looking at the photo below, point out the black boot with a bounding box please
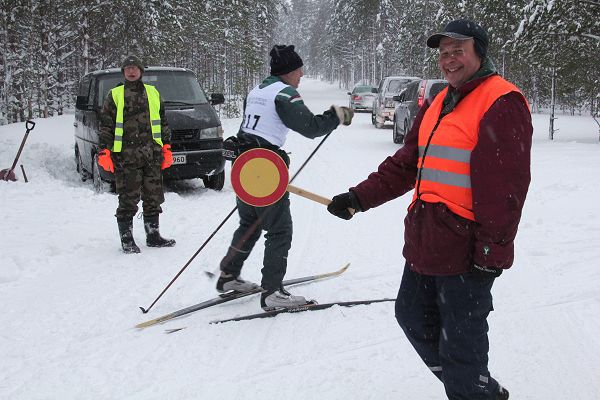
[117,218,141,254]
[144,214,176,247]
[496,386,509,400]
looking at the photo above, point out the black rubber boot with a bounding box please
[117,218,141,254]
[144,214,176,247]
[496,387,509,400]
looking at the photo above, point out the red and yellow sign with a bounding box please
[231,148,289,206]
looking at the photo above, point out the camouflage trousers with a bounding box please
[113,145,164,220]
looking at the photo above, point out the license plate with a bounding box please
[172,154,186,165]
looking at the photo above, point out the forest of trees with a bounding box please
[1,0,598,125]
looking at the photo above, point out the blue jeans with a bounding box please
[395,264,501,400]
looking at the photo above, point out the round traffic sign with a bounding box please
[230,148,289,206]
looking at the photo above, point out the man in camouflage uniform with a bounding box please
[98,55,175,254]
[217,45,354,310]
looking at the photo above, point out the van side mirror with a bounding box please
[75,96,90,110]
[347,92,352,95]
[210,93,225,105]
[371,88,378,93]
[392,95,402,102]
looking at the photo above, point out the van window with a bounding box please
[88,78,97,106]
[98,76,124,105]
[96,71,209,107]
[143,71,209,104]
[78,76,91,97]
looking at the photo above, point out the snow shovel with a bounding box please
[0,120,36,182]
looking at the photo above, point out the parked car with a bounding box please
[74,67,226,192]
[371,75,420,128]
[347,84,376,112]
[392,79,448,144]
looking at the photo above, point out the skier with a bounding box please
[217,44,354,310]
[98,55,176,254]
[327,20,532,400]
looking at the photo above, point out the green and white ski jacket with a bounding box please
[240,76,340,147]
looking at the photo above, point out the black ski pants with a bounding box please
[395,264,502,400]
[219,193,292,291]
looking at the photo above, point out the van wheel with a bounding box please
[92,153,111,193]
[371,111,376,125]
[75,145,90,182]
[203,170,225,191]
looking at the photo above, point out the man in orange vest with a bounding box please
[328,19,532,400]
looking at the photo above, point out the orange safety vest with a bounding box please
[412,75,527,221]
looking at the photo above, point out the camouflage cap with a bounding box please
[121,55,145,73]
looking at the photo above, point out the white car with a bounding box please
[347,84,376,112]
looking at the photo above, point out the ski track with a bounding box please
[1,79,600,399]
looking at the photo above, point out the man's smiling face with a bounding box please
[438,37,481,89]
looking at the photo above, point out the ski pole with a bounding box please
[139,131,333,314]
[289,131,332,184]
[139,206,238,313]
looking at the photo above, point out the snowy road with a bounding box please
[1,78,599,399]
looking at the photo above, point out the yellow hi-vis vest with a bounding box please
[110,84,163,152]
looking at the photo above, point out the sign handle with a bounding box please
[287,184,355,215]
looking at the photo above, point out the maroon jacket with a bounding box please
[352,74,532,276]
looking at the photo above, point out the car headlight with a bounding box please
[200,126,223,139]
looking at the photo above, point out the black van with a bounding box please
[74,67,226,191]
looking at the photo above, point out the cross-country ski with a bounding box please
[209,298,396,324]
[135,263,349,329]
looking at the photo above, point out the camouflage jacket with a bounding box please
[99,79,170,162]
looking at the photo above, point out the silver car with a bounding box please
[372,75,420,128]
[347,85,376,112]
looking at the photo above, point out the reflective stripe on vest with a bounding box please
[110,84,163,152]
[412,75,528,221]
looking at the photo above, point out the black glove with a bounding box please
[331,105,354,126]
[327,191,362,220]
[471,264,503,280]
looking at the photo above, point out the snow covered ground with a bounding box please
[1,78,599,400]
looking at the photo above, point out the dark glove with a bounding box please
[327,191,362,220]
[471,264,503,280]
[331,105,354,126]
